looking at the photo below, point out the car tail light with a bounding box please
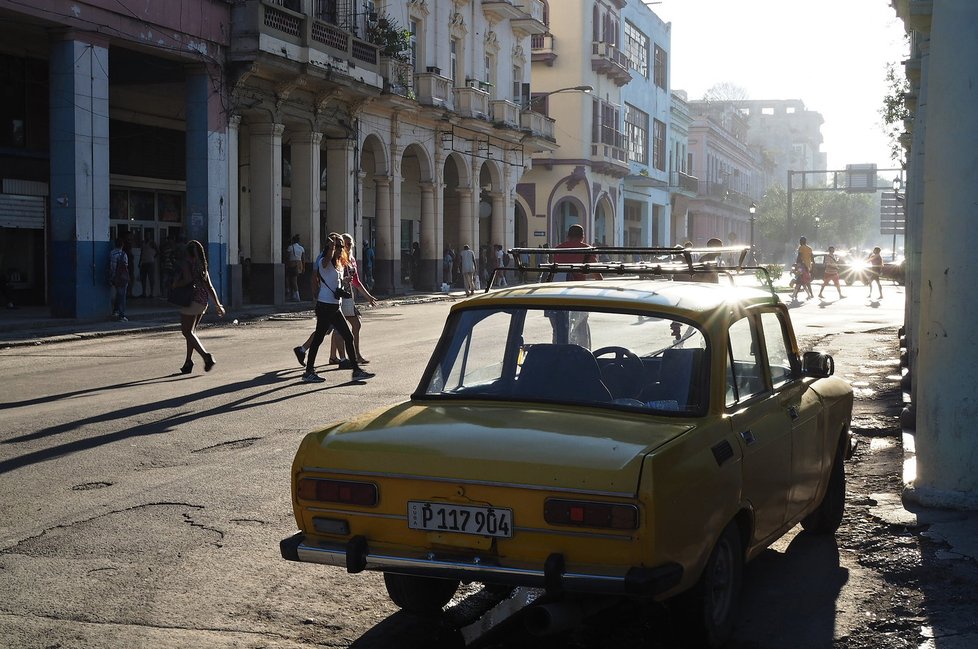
[297,478,378,507]
[544,498,638,530]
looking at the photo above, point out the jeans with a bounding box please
[113,283,128,316]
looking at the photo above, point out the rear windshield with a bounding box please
[419,306,709,414]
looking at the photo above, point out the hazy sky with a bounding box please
[652,0,908,171]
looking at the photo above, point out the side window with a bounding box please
[725,316,766,407]
[760,311,794,387]
[436,310,512,392]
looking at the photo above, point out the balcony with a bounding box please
[379,56,414,98]
[231,1,380,80]
[453,85,490,118]
[511,0,547,37]
[416,71,453,107]
[520,110,555,141]
[482,0,524,22]
[590,134,629,177]
[590,41,632,86]
[490,99,521,128]
[670,171,699,195]
[531,33,556,66]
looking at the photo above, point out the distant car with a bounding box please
[281,247,854,648]
[835,254,906,286]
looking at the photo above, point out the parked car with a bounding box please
[829,253,906,286]
[281,247,854,648]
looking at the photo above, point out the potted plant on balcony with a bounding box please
[366,13,411,62]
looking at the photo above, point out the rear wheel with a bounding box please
[383,573,459,614]
[801,434,847,534]
[675,522,743,648]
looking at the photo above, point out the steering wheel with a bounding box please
[593,346,644,399]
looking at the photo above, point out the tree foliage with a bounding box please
[702,82,749,102]
[880,61,911,165]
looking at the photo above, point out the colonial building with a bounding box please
[521,0,634,247]
[230,0,552,301]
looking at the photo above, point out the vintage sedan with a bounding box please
[281,248,853,647]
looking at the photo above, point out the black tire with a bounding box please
[801,434,847,534]
[675,523,743,648]
[383,573,459,614]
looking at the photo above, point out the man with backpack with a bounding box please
[109,238,130,321]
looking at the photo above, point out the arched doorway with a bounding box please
[552,197,584,244]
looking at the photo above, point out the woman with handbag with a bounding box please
[174,239,225,374]
[328,233,376,367]
[303,234,374,383]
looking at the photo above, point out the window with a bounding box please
[512,66,522,104]
[760,311,794,386]
[726,316,766,407]
[653,44,667,89]
[652,119,666,171]
[623,21,648,78]
[624,103,648,164]
[409,20,420,72]
[593,100,622,148]
[485,53,495,91]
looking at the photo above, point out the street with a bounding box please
[0,288,912,648]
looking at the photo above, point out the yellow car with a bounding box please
[281,248,853,647]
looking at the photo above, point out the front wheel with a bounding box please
[801,434,847,534]
[383,573,459,614]
[674,522,743,648]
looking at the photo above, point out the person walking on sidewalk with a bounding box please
[174,239,225,374]
[109,238,130,321]
[818,245,845,300]
[327,233,376,368]
[867,246,884,300]
[285,234,305,302]
[139,231,158,298]
[792,236,815,301]
[303,236,374,383]
[459,244,477,296]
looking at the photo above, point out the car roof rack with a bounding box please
[485,245,777,300]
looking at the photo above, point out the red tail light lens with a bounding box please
[544,498,638,530]
[297,478,378,507]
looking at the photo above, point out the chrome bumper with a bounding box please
[280,532,681,597]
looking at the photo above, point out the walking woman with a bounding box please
[304,235,375,383]
[175,239,225,374]
[328,233,377,367]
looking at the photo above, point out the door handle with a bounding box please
[787,405,799,421]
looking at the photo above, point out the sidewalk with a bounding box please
[0,288,465,348]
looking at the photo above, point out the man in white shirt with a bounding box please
[459,244,477,296]
[286,234,305,301]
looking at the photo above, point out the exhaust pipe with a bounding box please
[524,601,586,636]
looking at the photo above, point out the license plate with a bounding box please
[407,501,513,538]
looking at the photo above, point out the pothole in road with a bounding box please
[191,437,261,454]
[71,481,113,491]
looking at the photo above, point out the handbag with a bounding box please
[168,283,194,307]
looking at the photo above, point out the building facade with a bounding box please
[520,0,633,248]
[0,0,230,317]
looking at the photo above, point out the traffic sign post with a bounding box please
[880,190,906,236]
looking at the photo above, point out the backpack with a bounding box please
[109,249,129,287]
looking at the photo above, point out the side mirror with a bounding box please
[802,351,834,377]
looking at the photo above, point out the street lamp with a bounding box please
[748,203,757,263]
[527,85,594,111]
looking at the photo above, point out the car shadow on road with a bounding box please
[0,367,349,475]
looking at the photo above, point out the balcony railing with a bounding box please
[453,85,490,117]
[590,41,632,86]
[416,71,452,107]
[231,1,380,74]
[490,99,521,127]
[670,170,699,194]
[520,111,555,140]
[511,0,547,36]
[531,33,556,66]
[380,56,414,98]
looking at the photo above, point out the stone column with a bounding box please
[907,1,978,510]
[457,187,474,252]
[373,175,395,293]
[491,190,506,251]
[248,121,285,305]
[325,137,355,236]
[419,182,437,290]
[49,33,110,318]
[291,129,323,298]
[227,115,243,308]
[186,65,229,300]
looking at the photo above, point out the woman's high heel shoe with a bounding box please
[203,353,216,372]
[180,360,194,374]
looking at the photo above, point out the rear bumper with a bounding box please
[280,532,682,597]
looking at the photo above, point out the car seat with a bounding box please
[640,348,705,411]
[516,343,613,403]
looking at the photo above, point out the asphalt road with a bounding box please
[0,288,906,648]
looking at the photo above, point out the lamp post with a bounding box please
[748,203,757,263]
[527,85,593,112]
[814,216,821,249]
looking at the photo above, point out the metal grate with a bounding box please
[264,6,301,37]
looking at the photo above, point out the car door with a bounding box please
[758,310,824,521]
[725,314,791,544]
